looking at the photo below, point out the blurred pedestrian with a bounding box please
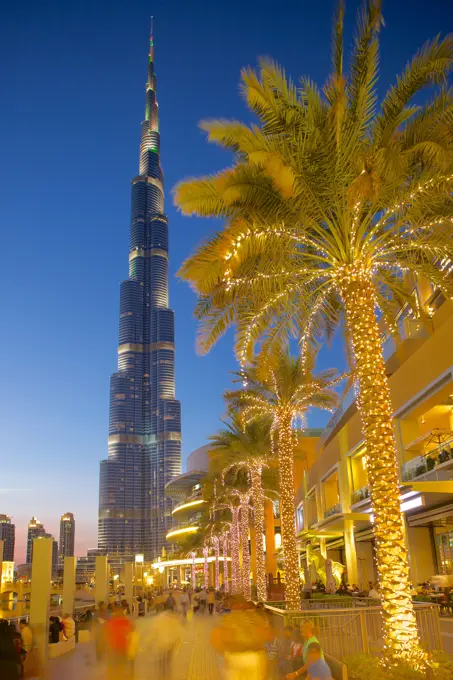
[211,596,272,679]
[180,589,190,619]
[143,611,185,679]
[285,621,324,680]
[104,604,135,680]
[94,601,109,661]
[208,589,215,615]
[18,621,32,654]
[0,619,20,680]
[306,642,332,680]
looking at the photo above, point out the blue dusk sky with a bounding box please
[1,0,451,562]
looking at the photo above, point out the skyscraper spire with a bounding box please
[98,25,182,564]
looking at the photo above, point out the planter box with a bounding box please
[48,636,75,658]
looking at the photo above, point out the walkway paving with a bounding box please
[48,612,221,680]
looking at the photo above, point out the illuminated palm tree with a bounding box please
[209,414,272,600]
[224,350,341,607]
[175,1,453,665]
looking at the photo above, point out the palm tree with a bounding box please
[212,491,242,594]
[174,2,453,665]
[225,350,341,607]
[209,414,272,600]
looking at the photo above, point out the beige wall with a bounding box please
[356,541,376,588]
[407,527,436,584]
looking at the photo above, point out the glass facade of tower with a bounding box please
[0,514,15,562]
[98,31,182,561]
[26,517,46,564]
[59,512,75,560]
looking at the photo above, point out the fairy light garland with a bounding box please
[337,264,426,668]
[190,551,196,588]
[222,534,230,593]
[203,545,209,589]
[212,536,220,590]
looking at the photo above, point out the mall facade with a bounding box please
[297,281,453,587]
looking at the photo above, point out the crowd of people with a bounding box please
[303,579,380,599]
[0,586,335,680]
[0,618,32,679]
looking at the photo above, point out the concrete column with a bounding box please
[179,566,184,584]
[343,519,358,585]
[95,556,109,609]
[62,556,77,617]
[29,537,53,673]
[125,563,134,612]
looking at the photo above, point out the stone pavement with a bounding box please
[49,612,222,680]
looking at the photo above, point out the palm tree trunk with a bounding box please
[250,466,267,601]
[203,545,209,589]
[339,271,424,667]
[222,535,230,593]
[240,503,251,599]
[231,507,241,594]
[277,411,300,608]
[190,551,196,589]
[213,537,220,590]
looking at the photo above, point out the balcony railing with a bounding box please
[351,486,370,505]
[324,503,341,520]
[322,387,356,442]
[402,442,453,482]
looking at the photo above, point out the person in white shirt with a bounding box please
[368,587,380,599]
[19,619,33,652]
[62,613,75,638]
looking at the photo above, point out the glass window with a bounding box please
[296,504,304,532]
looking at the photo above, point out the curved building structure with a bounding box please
[98,27,182,561]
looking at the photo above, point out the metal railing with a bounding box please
[322,388,356,443]
[264,602,442,658]
[402,441,453,482]
[4,604,89,630]
[265,597,378,611]
[351,486,370,505]
[324,503,341,519]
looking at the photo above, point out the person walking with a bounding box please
[208,589,215,615]
[143,611,185,680]
[198,588,207,614]
[94,601,109,661]
[211,597,273,680]
[179,589,190,619]
[104,604,135,680]
[0,619,20,680]
[18,621,32,654]
[285,621,324,680]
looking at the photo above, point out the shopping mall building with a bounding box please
[298,282,453,586]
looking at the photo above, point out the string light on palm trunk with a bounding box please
[212,536,220,591]
[239,495,252,600]
[231,506,241,594]
[190,551,196,588]
[222,534,230,593]
[277,409,301,608]
[250,465,267,601]
[337,266,426,668]
[203,545,209,590]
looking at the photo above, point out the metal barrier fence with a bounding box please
[265,597,379,610]
[265,602,442,659]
